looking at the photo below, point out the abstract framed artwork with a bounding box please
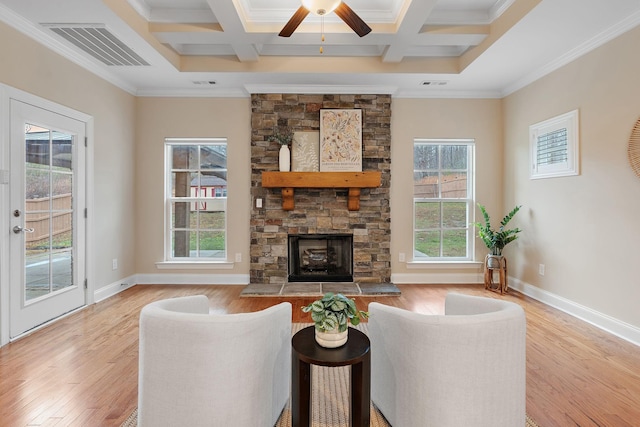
[291,131,319,171]
[319,109,363,171]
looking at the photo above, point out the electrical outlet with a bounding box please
[112,258,118,270]
[399,252,406,262]
[538,264,545,276]
[256,198,262,208]
[235,253,242,262]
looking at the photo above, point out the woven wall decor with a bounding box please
[630,117,640,178]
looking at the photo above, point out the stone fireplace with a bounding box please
[250,94,391,285]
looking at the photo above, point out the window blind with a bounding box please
[536,127,568,166]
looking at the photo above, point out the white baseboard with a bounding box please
[134,273,249,285]
[93,276,136,302]
[92,273,249,302]
[391,272,483,284]
[509,277,640,347]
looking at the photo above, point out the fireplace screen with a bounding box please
[288,234,353,282]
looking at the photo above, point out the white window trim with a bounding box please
[412,139,475,262]
[530,109,580,179]
[163,138,229,265]
[406,260,483,269]
[155,260,234,269]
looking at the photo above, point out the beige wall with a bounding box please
[503,25,640,327]
[390,98,503,277]
[0,21,136,293]
[134,97,251,275]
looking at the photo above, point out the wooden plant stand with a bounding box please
[484,254,508,294]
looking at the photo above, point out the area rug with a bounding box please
[122,323,540,427]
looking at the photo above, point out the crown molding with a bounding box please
[243,84,398,95]
[135,87,250,98]
[393,88,502,99]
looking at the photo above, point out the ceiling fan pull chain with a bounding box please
[320,14,325,54]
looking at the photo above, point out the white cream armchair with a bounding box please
[137,295,291,427]
[368,293,526,427]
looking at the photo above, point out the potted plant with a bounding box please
[474,203,522,267]
[474,204,522,256]
[269,127,293,172]
[302,292,369,348]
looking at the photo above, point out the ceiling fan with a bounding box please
[279,0,372,38]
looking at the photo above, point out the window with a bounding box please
[530,109,579,179]
[165,138,227,260]
[413,140,475,261]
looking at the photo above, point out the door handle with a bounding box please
[13,226,34,234]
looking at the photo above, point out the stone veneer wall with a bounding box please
[250,94,391,285]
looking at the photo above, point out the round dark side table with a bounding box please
[291,325,371,427]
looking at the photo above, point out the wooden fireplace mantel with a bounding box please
[261,171,382,211]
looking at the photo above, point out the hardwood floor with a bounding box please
[0,284,639,426]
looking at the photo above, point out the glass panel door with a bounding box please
[24,124,75,301]
[10,100,86,338]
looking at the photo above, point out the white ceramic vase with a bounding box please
[315,327,348,348]
[279,144,290,172]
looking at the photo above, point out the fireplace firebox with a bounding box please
[287,234,353,282]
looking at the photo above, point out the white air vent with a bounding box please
[421,80,448,86]
[42,24,149,66]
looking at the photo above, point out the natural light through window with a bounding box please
[165,138,227,261]
[413,140,475,261]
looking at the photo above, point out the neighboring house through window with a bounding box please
[413,139,475,261]
[165,138,227,260]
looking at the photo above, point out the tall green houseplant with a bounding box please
[474,204,522,256]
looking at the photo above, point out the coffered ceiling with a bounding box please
[1,0,639,97]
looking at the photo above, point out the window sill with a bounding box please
[155,261,234,270]
[406,261,483,269]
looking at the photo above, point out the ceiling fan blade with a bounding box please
[279,6,310,37]
[334,2,371,37]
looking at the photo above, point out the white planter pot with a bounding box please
[486,254,504,269]
[315,327,348,348]
[279,145,290,172]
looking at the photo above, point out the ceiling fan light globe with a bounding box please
[301,0,341,15]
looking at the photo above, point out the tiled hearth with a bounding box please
[249,94,393,292]
[240,282,400,297]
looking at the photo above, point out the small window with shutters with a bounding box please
[530,110,579,179]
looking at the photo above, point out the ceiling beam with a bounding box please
[149,23,223,33]
[382,0,439,63]
[205,0,259,61]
